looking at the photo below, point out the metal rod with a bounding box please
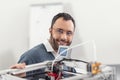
[0,61,52,75]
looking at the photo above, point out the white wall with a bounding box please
[0,0,120,70]
[72,0,120,64]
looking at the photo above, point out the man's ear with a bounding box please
[49,28,52,33]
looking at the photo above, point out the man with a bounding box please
[11,12,76,80]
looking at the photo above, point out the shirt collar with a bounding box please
[43,40,59,57]
[43,40,54,53]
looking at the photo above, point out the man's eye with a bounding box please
[57,29,63,33]
[67,32,72,35]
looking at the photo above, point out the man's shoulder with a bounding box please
[33,43,46,51]
[24,43,47,56]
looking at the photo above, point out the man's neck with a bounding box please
[48,39,58,53]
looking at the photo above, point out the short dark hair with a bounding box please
[51,13,75,28]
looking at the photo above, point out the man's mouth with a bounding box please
[58,41,67,45]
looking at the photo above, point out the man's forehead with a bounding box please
[54,17,73,24]
[53,18,74,28]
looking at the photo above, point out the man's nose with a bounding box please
[60,33,67,40]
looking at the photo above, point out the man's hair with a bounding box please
[51,13,75,28]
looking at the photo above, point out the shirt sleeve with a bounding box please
[18,52,33,65]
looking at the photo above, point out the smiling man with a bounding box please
[11,13,76,80]
[49,16,75,52]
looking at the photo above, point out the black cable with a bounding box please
[61,58,89,64]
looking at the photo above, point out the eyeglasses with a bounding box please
[52,28,73,36]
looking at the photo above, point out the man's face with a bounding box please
[49,17,75,52]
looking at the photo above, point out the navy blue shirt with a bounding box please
[18,43,55,80]
[18,43,76,80]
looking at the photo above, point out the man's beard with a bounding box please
[49,34,72,52]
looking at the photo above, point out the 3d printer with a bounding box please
[0,42,116,80]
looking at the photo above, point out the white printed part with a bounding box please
[63,61,88,74]
[56,46,70,60]
[58,46,69,57]
[0,69,18,75]
[0,74,27,80]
